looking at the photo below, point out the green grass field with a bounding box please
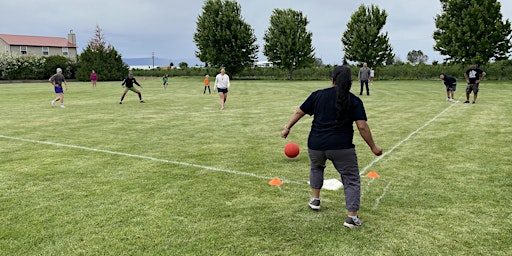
[1,77,511,255]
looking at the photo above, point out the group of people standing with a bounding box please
[440,63,487,104]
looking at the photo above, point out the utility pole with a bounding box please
[152,52,155,69]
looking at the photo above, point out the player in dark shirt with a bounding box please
[439,74,457,102]
[120,73,144,104]
[463,63,486,104]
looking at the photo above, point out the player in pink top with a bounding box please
[90,70,98,88]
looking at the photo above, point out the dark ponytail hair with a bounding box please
[331,66,353,125]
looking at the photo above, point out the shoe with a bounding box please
[464,100,470,104]
[449,98,455,102]
[51,100,56,107]
[472,101,476,104]
[119,101,123,104]
[140,100,145,103]
[446,98,451,101]
[60,104,65,108]
[308,198,320,210]
[343,216,363,228]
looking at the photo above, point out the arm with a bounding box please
[464,72,469,83]
[478,71,487,83]
[121,79,126,87]
[355,120,382,156]
[213,76,218,91]
[133,79,143,88]
[63,80,68,90]
[227,77,231,89]
[281,108,306,138]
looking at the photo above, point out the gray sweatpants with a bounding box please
[308,148,361,212]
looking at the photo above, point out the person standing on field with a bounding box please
[163,74,169,90]
[281,65,382,228]
[464,63,486,104]
[203,74,211,94]
[119,72,144,104]
[369,67,375,85]
[90,70,98,88]
[439,74,456,102]
[358,62,371,96]
[49,68,68,108]
[214,67,230,110]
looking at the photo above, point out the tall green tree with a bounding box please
[263,8,315,80]
[407,50,429,64]
[433,0,512,63]
[76,26,128,81]
[341,4,394,67]
[193,0,258,77]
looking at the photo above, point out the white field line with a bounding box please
[359,102,458,175]
[372,181,392,210]
[0,134,304,185]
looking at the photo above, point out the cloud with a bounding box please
[1,0,510,66]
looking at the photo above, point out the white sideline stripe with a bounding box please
[0,134,304,185]
[359,102,458,175]
[372,181,391,210]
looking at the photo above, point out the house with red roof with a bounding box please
[0,31,77,60]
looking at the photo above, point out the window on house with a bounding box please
[42,46,49,56]
[20,46,27,54]
[62,47,69,56]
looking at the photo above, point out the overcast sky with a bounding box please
[2,0,511,65]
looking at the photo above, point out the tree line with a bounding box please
[1,0,510,81]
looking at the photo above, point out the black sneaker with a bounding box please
[343,216,363,228]
[308,198,320,210]
[140,100,145,103]
[472,101,476,104]
[119,101,123,104]
[464,100,470,104]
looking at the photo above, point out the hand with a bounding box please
[372,145,383,156]
[281,128,290,138]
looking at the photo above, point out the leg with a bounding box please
[120,91,127,102]
[308,148,327,209]
[218,92,225,109]
[365,80,370,95]
[208,86,211,94]
[134,89,143,101]
[326,148,360,216]
[360,81,364,95]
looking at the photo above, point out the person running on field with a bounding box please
[281,65,382,228]
[120,72,144,104]
[440,74,456,102]
[163,74,169,90]
[49,68,68,108]
[464,63,486,104]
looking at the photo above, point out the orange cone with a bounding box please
[268,178,283,186]
[365,171,380,178]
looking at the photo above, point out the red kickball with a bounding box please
[284,142,300,158]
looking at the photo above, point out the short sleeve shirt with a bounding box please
[50,74,66,87]
[300,87,367,150]
[465,68,484,84]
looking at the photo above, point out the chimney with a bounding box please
[68,29,76,45]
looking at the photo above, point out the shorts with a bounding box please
[466,83,479,94]
[217,88,228,93]
[446,84,456,91]
[124,86,138,92]
[54,86,63,94]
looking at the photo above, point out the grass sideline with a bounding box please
[1,77,511,255]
